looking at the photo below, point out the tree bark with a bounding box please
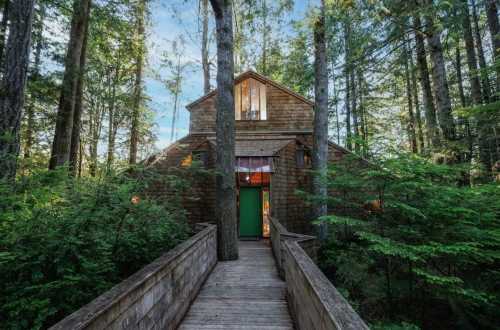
[404,38,418,153]
[471,0,491,102]
[312,1,328,240]
[129,0,145,165]
[106,68,118,169]
[351,68,360,153]
[455,46,467,107]
[414,15,440,148]
[410,40,425,153]
[49,0,91,169]
[202,0,211,94]
[0,0,9,71]
[24,3,45,160]
[357,68,368,156]
[69,9,90,175]
[423,4,456,141]
[170,56,181,142]
[210,0,238,261]
[344,20,352,151]
[0,0,35,181]
[261,0,268,75]
[485,0,500,96]
[461,0,483,105]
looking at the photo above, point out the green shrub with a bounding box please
[314,152,500,329]
[0,168,190,329]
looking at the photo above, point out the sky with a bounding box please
[148,0,314,151]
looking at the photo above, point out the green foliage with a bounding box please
[0,168,190,329]
[315,152,500,329]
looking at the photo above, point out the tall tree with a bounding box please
[129,0,145,165]
[0,0,35,181]
[471,0,491,102]
[455,46,467,107]
[69,11,90,174]
[414,15,439,148]
[49,0,92,169]
[201,0,211,94]
[410,41,425,152]
[0,0,9,70]
[404,38,418,153]
[344,19,352,150]
[312,0,328,240]
[461,0,483,105]
[424,1,455,141]
[24,3,45,161]
[209,0,238,261]
[485,0,500,96]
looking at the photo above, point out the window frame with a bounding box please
[235,78,267,121]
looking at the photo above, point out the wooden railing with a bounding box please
[270,217,369,330]
[50,223,217,330]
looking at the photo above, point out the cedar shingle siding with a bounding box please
[146,71,350,234]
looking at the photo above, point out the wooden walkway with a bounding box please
[178,240,294,330]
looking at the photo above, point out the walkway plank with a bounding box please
[177,240,294,330]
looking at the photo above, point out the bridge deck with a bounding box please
[177,240,294,330]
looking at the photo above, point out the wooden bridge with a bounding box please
[50,219,368,330]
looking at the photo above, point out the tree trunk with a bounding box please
[202,0,211,94]
[69,10,90,175]
[129,0,145,165]
[332,62,341,145]
[49,0,91,169]
[0,0,9,71]
[357,68,368,156]
[106,67,118,169]
[410,41,425,153]
[351,68,360,153]
[424,4,456,141]
[210,0,238,261]
[344,20,352,150]
[471,0,491,102]
[170,57,181,142]
[0,0,35,181]
[414,15,440,148]
[24,3,45,161]
[312,0,328,240]
[455,46,467,107]
[261,0,267,75]
[485,0,500,97]
[461,0,483,105]
[404,38,418,153]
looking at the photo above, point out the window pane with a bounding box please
[241,80,250,120]
[260,82,267,120]
[250,79,260,120]
[235,83,241,120]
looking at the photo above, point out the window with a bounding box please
[235,78,267,120]
[296,147,311,168]
[192,150,209,168]
[181,151,208,168]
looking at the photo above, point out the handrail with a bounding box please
[50,223,217,330]
[269,217,369,330]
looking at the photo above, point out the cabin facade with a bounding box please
[146,70,349,236]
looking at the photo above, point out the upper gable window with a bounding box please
[235,78,267,121]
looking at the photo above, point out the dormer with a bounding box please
[186,70,314,134]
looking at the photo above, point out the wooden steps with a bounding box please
[177,240,294,330]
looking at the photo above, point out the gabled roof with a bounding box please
[186,70,314,110]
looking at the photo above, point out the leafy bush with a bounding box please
[315,152,500,329]
[0,168,190,329]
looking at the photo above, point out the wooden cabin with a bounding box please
[145,70,350,236]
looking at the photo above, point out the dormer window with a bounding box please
[235,78,267,121]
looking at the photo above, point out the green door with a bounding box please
[239,187,262,237]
